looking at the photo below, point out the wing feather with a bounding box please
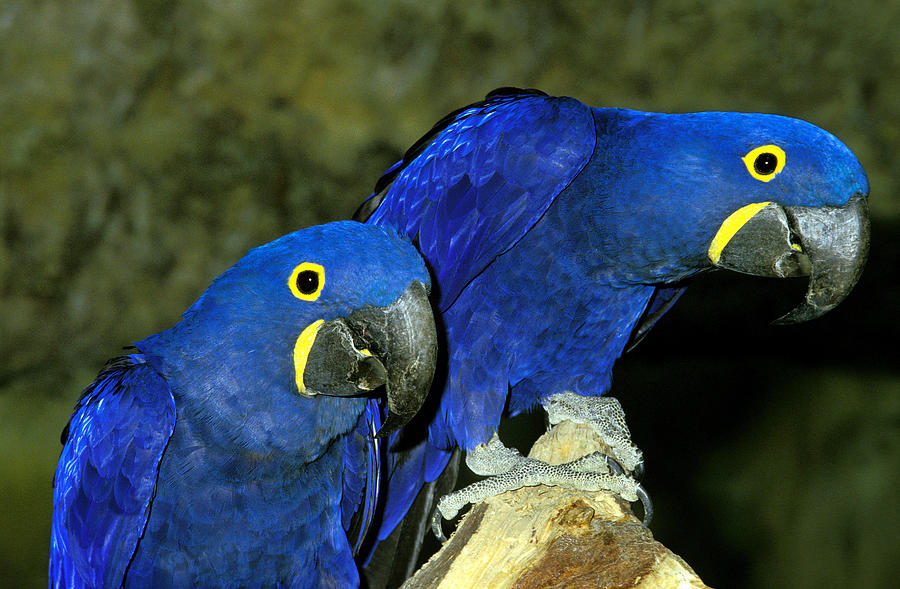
[360,89,597,311]
[50,355,176,588]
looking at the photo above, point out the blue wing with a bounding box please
[341,399,382,557]
[50,354,176,588]
[360,88,597,311]
[355,90,598,552]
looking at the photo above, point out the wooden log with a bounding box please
[402,420,710,589]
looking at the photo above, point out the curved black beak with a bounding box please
[300,281,437,438]
[709,193,870,324]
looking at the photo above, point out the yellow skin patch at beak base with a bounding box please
[708,202,772,264]
[293,319,324,395]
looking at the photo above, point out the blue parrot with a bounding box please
[355,88,870,552]
[50,221,437,588]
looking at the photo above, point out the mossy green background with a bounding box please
[2,1,898,587]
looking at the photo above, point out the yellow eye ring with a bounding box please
[742,145,786,182]
[289,262,325,301]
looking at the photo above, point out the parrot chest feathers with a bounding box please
[126,422,353,586]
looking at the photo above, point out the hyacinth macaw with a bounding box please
[50,221,437,588]
[355,88,870,549]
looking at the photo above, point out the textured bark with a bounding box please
[402,420,710,589]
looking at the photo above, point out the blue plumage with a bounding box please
[359,88,870,543]
[51,221,436,588]
[51,357,175,588]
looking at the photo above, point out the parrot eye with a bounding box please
[297,271,318,293]
[742,145,786,182]
[754,153,778,175]
[289,262,325,301]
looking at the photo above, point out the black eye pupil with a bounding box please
[754,152,779,175]
[296,270,319,295]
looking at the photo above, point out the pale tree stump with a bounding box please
[402,420,710,588]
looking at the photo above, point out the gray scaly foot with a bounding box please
[546,392,652,523]
[545,392,643,475]
[432,393,652,541]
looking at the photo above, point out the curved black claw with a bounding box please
[605,455,625,475]
[635,484,653,527]
[631,461,645,481]
[605,455,644,481]
[431,508,448,543]
[605,455,652,526]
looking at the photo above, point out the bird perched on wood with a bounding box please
[50,221,437,588]
[355,88,870,560]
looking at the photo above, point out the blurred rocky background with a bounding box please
[2,1,898,587]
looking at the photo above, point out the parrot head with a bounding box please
[270,222,438,438]
[590,108,870,323]
[138,221,436,455]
